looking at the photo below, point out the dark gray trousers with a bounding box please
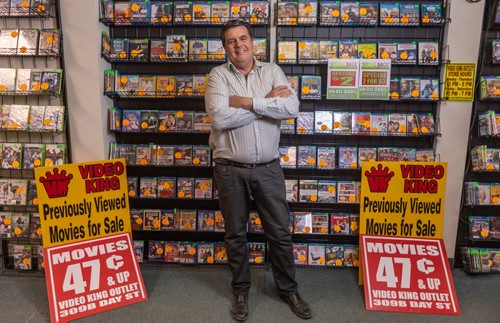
[213,159,298,296]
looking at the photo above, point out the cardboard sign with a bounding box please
[361,235,460,315]
[360,162,447,239]
[35,159,131,248]
[35,159,147,322]
[327,59,360,99]
[443,63,476,101]
[44,233,147,322]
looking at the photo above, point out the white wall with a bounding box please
[60,0,113,162]
[436,0,486,258]
[60,1,487,259]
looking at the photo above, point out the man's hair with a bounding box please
[220,19,253,44]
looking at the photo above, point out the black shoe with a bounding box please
[280,293,312,320]
[230,294,249,321]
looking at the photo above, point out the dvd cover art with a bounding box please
[176,75,194,96]
[308,244,325,266]
[277,1,298,25]
[148,240,165,262]
[250,1,269,24]
[13,244,31,270]
[285,179,299,202]
[297,1,317,24]
[287,76,299,93]
[421,2,442,25]
[178,210,197,231]
[160,209,177,230]
[248,242,266,264]
[380,2,399,25]
[332,112,351,134]
[194,112,212,132]
[319,40,338,62]
[350,215,359,235]
[338,40,358,59]
[279,146,297,168]
[0,29,19,55]
[197,210,215,231]
[130,209,144,230]
[330,214,350,235]
[214,243,228,263]
[293,243,308,265]
[388,113,407,135]
[192,2,211,24]
[214,211,225,232]
[370,113,388,135]
[197,243,215,264]
[418,42,439,65]
[156,75,176,97]
[312,212,329,234]
[22,144,45,169]
[166,35,187,61]
[419,78,439,101]
[397,43,417,65]
[174,145,193,166]
[338,146,357,169]
[140,177,158,198]
[177,177,194,199]
[207,39,225,61]
[340,1,359,25]
[163,241,178,263]
[189,38,208,61]
[133,240,144,263]
[135,144,152,166]
[1,143,22,169]
[358,147,377,167]
[211,1,230,24]
[0,179,27,205]
[157,177,176,198]
[317,146,336,169]
[248,211,264,233]
[17,29,38,55]
[359,2,378,25]
[325,245,344,267]
[298,40,319,64]
[297,112,314,134]
[0,212,12,238]
[192,145,211,166]
[294,212,313,234]
[139,110,158,132]
[127,177,139,198]
[297,145,317,168]
[143,209,161,230]
[39,29,60,56]
[194,178,213,199]
[337,181,356,203]
[400,3,419,26]
[357,43,377,59]
[315,111,333,133]
[344,245,360,267]
[352,112,371,135]
[299,180,318,202]
[378,42,397,61]
[319,1,341,25]
[231,1,251,20]
[416,149,435,162]
[151,2,173,24]
[12,213,29,238]
[174,1,193,24]
[277,41,297,63]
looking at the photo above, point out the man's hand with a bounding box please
[265,85,291,98]
[229,96,253,110]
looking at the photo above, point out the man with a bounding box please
[205,19,312,321]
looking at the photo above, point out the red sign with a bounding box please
[360,235,460,315]
[44,233,147,322]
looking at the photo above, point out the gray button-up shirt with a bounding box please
[205,59,300,164]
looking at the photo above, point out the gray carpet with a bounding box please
[0,267,499,322]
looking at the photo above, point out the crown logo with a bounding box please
[365,164,395,193]
[39,168,73,198]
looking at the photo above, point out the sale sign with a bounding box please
[327,59,360,99]
[360,162,447,239]
[35,159,147,322]
[358,59,391,100]
[360,235,460,315]
[34,159,131,248]
[44,233,147,322]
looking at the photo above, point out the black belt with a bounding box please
[214,158,278,169]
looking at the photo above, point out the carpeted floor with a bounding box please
[0,267,499,322]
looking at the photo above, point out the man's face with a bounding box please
[223,26,254,67]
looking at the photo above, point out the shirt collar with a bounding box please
[226,58,265,74]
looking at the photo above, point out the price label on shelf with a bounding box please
[44,233,147,322]
[360,235,460,315]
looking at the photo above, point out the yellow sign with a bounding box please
[34,159,130,248]
[360,162,447,239]
[443,63,476,101]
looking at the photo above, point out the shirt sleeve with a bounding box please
[252,63,300,120]
[205,67,259,131]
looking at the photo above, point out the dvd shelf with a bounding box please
[457,0,500,274]
[100,0,448,267]
[100,0,279,265]
[0,0,68,272]
[276,0,447,264]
